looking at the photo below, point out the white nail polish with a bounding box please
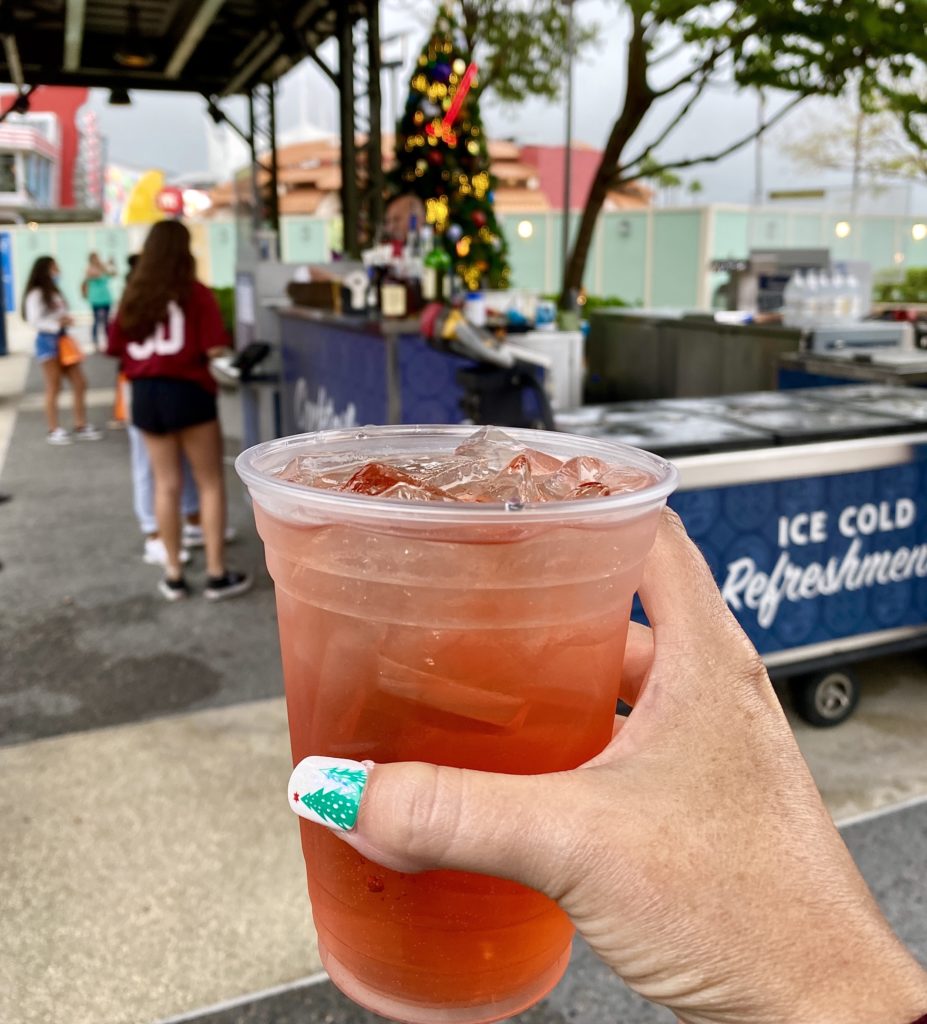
[288,756,371,832]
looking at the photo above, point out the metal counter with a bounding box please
[779,350,927,389]
[585,309,803,402]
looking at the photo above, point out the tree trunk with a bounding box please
[559,12,653,307]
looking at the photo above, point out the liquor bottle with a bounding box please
[380,262,408,319]
[405,215,422,260]
[422,229,453,302]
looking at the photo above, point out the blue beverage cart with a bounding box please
[558,386,927,725]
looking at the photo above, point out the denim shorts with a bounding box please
[36,332,59,363]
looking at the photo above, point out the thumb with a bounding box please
[289,756,589,898]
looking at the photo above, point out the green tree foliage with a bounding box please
[390,4,510,289]
[777,93,927,183]
[560,0,927,305]
[454,0,598,103]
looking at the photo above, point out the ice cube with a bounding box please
[413,455,496,495]
[274,457,307,483]
[376,656,528,730]
[339,462,418,495]
[565,481,611,499]
[275,454,366,489]
[521,447,563,475]
[475,452,545,503]
[560,455,612,483]
[601,466,657,493]
[378,481,456,503]
[453,426,525,471]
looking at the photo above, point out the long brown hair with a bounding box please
[118,221,196,338]
[22,256,61,317]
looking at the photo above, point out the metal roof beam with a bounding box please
[2,35,24,90]
[64,0,87,71]
[165,0,229,79]
[221,32,283,95]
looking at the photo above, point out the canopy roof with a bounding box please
[0,0,366,96]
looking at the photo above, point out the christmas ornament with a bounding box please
[434,62,451,83]
[447,224,463,242]
[472,211,487,228]
[453,58,466,75]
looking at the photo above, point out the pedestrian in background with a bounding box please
[118,253,235,567]
[82,252,116,352]
[108,222,250,602]
[23,256,101,446]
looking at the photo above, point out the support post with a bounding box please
[338,5,359,258]
[365,0,384,236]
[248,89,260,233]
[267,82,280,235]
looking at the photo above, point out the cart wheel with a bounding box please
[789,669,860,727]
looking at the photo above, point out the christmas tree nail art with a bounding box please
[288,756,371,832]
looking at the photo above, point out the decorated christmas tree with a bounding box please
[390,4,510,291]
[297,765,367,830]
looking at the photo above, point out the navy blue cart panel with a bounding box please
[650,435,927,659]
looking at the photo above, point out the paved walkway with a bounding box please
[0,350,925,1024]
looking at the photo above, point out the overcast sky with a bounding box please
[88,0,924,211]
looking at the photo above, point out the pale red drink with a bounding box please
[236,426,677,1024]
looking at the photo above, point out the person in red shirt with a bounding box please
[108,220,251,602]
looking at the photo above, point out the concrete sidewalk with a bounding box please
[0,353,321,1024]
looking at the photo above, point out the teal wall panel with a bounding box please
[54,229,94,309]
[499,214,548,293]
[600,212,648,305]
[858,219,897,272]
[12,228,56,310]
[712,210,749,259]
[651,211,701,308]
[788,214,824,248]
[207,221,237,287]
[280,217,328,264]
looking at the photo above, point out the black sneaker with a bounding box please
[203,570,252,602]
[158,575,190,602]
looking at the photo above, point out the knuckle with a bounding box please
[379,763,462,866]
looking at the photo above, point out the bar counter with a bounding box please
[277,306,471,435]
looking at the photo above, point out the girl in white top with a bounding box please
[22,256,100,445]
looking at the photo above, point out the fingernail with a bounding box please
[288,756,372,832]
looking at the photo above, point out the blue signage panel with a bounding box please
[670,451,927,655]
[280,318,390,433]
[397,334,469,423]
[0,232,13,314]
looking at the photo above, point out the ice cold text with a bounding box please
[722,497,923,629]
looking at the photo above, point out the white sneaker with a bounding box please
[47,428,72,445]
[74,424,103,441]
[143,537,191,566]
[182,524,238,548]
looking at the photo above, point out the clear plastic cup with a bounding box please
[236,426,677,1024]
